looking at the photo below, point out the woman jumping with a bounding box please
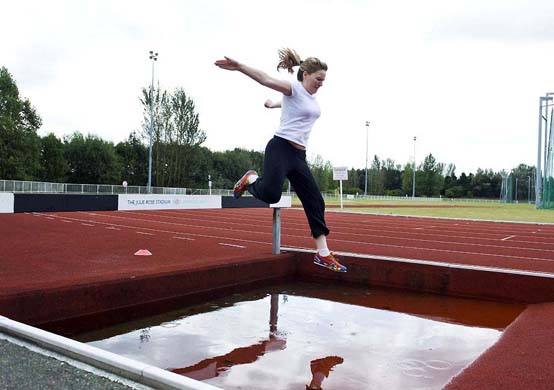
[215,48,346,273]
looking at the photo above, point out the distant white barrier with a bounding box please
[118,195,222,211]
[0,193,14,213]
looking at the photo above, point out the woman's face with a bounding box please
[303,69,326,95]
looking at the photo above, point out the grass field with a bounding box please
[292,197,554,224]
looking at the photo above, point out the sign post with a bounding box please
[332,166,349,209]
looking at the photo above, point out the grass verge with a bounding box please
[292,197,554,224]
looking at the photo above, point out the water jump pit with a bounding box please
[3,248,554,389]
[74,282,524,390]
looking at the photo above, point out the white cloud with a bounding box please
[2,0,554,175]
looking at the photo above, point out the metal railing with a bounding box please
[0,179,186,195]
[320,192,501,203]
[1,179,502,203]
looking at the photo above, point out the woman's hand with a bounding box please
[214,56,240,71]
[264,99,282,109]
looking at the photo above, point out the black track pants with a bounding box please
[247,136,330,238]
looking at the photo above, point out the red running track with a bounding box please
[3,207,554,390]
[2,207,554,296]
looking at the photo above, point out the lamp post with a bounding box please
[537,93,554,207]
[412,136,417,199]
[528,175,531,203]
[147,50,159,194]
[364,121,370,197]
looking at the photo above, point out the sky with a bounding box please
[2,0,554,175]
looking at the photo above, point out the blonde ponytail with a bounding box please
[277,48,302,74]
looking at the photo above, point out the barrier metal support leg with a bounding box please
[272,208,281,255]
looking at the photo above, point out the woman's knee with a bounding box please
[264,191,282,204]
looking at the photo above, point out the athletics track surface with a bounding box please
[3,207,554,294]
[2,207,554,389]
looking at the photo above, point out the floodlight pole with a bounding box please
[544,93,554,186]
[412,136,417,199]
[528,175,531,204]
[147,50,159,194]
[364,121,370,197]
[536,94,554,208]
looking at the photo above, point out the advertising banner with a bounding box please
[118,195,222,211]
[0,193,14,213]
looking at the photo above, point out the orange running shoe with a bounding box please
[233,169,257,199]
[313,252,347,273]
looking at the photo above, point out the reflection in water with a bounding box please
[78,283,524,390]
[171,294,287,380]
[172,333,287,380]
[170,293,343,390]
[139,328,150,343]
[307,356,344,390]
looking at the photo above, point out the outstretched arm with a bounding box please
[215,56,292,96]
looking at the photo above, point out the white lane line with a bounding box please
[219,243,246,249]
[173,236,195,241]
[328,236,554,263]
[501,235,516,241]
[46,217,55,220]
[81,223,95,227]
[77,210,554,250]
[330,230,554,253]
[136,231,154,236]
[106,226,121,230]
[76,212,272,237]
[34,213,271,247]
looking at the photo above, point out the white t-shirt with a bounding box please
[274,80,321,147]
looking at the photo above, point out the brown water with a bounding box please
[76,283,524,390]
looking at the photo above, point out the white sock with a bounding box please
[248,174,258,184]
[315,235,330,256]
[318,248,330,257]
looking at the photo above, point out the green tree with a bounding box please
[309,155,334,192]
[346,168,362,194]
[457,172,471,194]
[445,185,466,198]
[369,155,384,195]
[115,132,148,186]
[212,148,264,189]
[382,159,402,194]
[140,85,206,187]
[178,145,213,188]
[443,164,457,197]
[0,67,42,179]
[64,132,122,184]
[401,161,415,196]
[39,133,68,182]
[419,154,443,196]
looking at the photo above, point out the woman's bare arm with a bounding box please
[215,56,292,96]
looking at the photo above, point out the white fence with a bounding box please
[1,179,502,203]
[320,192,502,203]
[0,179,241,197]
[0,179,185,195]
